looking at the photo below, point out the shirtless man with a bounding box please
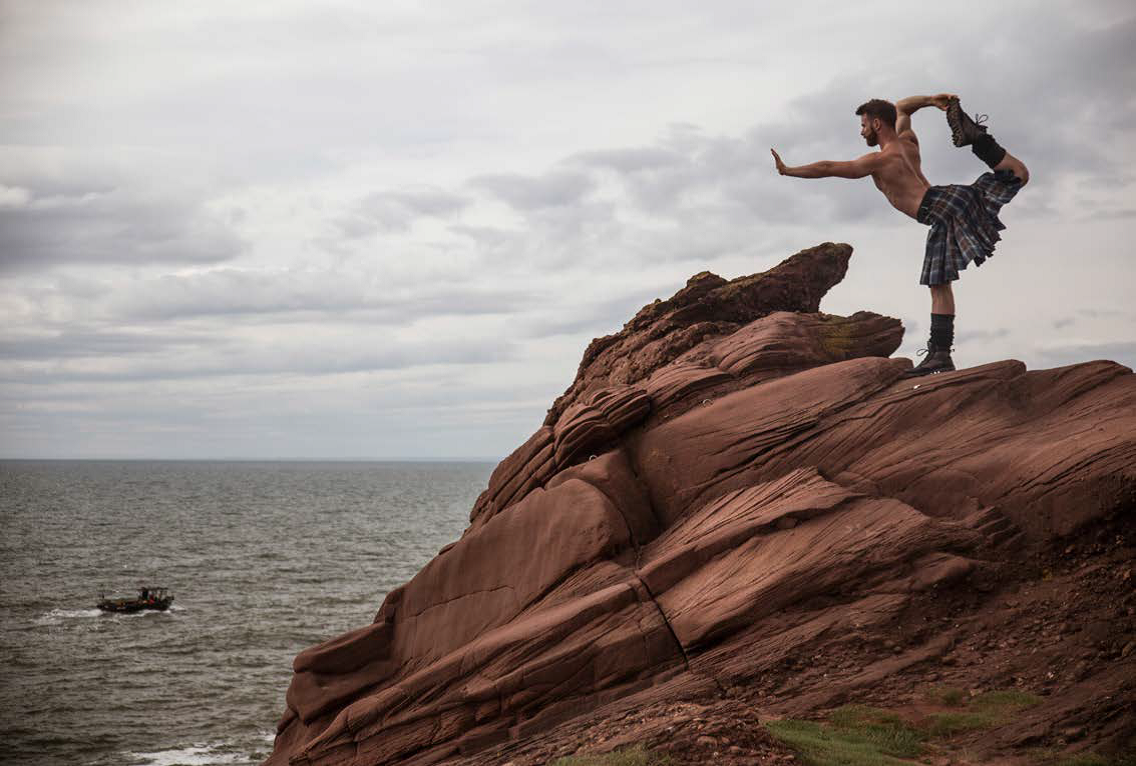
[771,95,1030,377]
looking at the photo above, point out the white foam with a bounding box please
[34,607,102,625]
[125,607,175,618]
[125,742,247,766]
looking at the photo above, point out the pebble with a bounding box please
[1061,725,1085,741]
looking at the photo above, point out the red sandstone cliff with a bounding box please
[266,243,1136,766]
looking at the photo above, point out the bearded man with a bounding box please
[771,95,1029,377]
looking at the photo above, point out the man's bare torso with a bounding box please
[871,136,932,219]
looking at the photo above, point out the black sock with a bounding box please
[972,134,1007,169]
[930,313,954,351]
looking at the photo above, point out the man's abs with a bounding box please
[872,144,931,219]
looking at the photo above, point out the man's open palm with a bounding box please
[771,148,786,175]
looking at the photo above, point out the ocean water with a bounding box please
[0,460,493,766]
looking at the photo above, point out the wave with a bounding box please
[123,742,249,766]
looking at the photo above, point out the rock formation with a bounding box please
[266,243,1136,766]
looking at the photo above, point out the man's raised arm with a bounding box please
[895,93,955,136]
[770,149,881,179]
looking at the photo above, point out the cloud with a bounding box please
[93,268,533,322]
[568,147,685,174]
[0,184,33,207]
[0,151,244,272]
[1034,340,1136,369]
[0,332,518,384]
[956,328,1011,343]
[468,171,596,210]
[0,328,214,360]
[335,187,471,238]
[556,119,897,229]
[518,283,675,339]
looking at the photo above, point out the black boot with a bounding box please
[946,97,988,147]
[903,344,956,378]
[946,97,1007,167]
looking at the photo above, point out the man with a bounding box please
[771,95,1029,377]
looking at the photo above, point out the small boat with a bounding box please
[97,586,174,613]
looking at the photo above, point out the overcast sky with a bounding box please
[1,0,1134,460]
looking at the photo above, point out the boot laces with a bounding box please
[972,113,988,126]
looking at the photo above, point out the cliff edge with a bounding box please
[266,243,1136,766]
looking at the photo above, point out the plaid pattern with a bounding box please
[917,169,1023,285]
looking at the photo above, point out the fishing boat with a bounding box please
[96,586,174,613]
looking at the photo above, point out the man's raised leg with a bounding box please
[993,151,1030,185]
[946,97,1029,184]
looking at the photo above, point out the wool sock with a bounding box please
[930,313,955,351]
[972,133,1007,169]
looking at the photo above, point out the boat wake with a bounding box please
[34,605,182,627]
[34,608,102,626]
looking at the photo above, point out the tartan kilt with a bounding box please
[916,168,1023,285]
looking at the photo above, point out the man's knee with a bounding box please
[1011,159,1029,185]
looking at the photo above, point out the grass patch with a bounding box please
[924,686,967,707]
[922,711,997,737]
[765,689,1047,766]
[549,744,675,766]
[968,689,1043,711]
[920,688,1042,737]
[765,706,925,766]
[826,706,924,756]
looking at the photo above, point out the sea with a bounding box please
[0,460,494,766]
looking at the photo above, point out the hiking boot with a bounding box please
[903,346,956,378]
[946,97,989,147]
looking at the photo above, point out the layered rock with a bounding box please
[265,243,1136,766]
[543,241,856,426]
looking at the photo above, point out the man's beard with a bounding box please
[864,131,878,147]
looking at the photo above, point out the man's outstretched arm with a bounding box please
[771,149,881,179]
[895,93,955,138]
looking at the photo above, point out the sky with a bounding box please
[1,0,1134,460]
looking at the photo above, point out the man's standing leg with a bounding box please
[930,283,955,316]
[905,283,957,377]
[929,282,955,362]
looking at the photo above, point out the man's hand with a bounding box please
[771,148,788,175]
[930,93,957,111]
[897,93,958,115]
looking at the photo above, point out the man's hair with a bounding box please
[855,99,897,128]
